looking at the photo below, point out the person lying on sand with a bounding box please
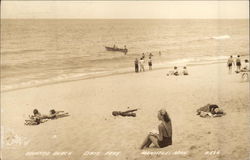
[112,109,138,117]
[196,104,224,118]
[140,109,172,149]
[25,109,48,125]
[25,109,69,125]
[48,109,69,119]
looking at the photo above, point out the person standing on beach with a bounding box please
[142,53,145,59]
[140,109,172,149]
[139,58,145,72]
[227,55,234,74]
[159,51,161,56]
[149,53,153,59]
[134,58,139,73]
[148,57,152,70]
[236,55,242,73]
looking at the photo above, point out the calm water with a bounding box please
[1,19,249,91]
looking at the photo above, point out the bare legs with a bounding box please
[140,134,160,149]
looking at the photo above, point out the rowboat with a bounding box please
[105,46,128,54]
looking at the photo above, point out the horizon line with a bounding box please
[1,18,249,20]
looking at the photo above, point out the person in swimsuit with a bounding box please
[173,66,179,76]
[140,109,172,149]
[227,55,234,74]
[240,59,249,80]
[148,57,152,70]
[236,55,241,73]
[25,109,69,125]
[182,66,189,75]
[196,104,224,117]
[139,58,145,72]
[112,109,138,117]
[134,58,139,73]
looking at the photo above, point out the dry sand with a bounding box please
[1,63,249,160]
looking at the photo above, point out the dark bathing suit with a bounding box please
[236,59,241,66]
[157,123,172,148]
[209,105,219,114]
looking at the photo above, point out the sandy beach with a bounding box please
[1,62,249,160]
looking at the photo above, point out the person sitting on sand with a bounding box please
[173,66,179,76]
[240,59,249,80]
[196,104,224,118]
[112,109,138,117]
[182,66,189,75]
[166,66,179,76]
[140,109,172,149]
[240,59,249,72]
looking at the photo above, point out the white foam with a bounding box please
[212,35,230,40]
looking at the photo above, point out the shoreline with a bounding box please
[1,60,230,93]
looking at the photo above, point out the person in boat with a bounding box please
[113,44,116,49]
[112,109,138,117]
[134,58,139,73]
[196,104,224,118]
[140,109,172,149]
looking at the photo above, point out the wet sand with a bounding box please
[1,62,249,160]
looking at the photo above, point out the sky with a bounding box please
[1,1,249,19]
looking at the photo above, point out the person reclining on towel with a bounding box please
[196,104,224,117]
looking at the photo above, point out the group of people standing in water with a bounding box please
[227,55,249,80]
[227,55,249,74]
[134,52,154,72]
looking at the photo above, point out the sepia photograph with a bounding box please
[1,1,249,160]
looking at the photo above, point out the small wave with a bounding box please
[1,71,111,92]
[162,56,229,67]
[212,35,230,40]
[1,49,44,55]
